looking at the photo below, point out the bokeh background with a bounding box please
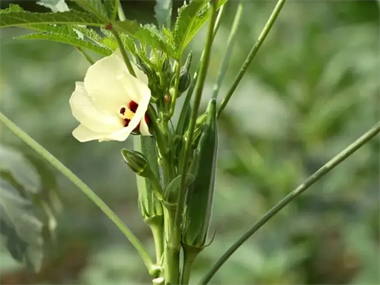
[0,0,379,284]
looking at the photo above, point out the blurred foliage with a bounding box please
[0,0,379,284]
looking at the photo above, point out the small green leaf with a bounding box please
[0,10,104,28]
[155,0,172,28]
[16,32,112,56]
[103,0,120,21]
[0,145,41,194]
[69,0,108,22]
[164,174,195,204]
[37,0,70,12]
[0,178,43,272]
[112,20,174,57]
[173,0,228,57]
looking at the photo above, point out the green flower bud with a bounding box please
[182,99,218,249]
[121,149,151,178]
[178,52,193,93]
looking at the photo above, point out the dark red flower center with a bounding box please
[119,101,149,132]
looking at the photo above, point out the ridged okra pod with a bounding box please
[182,99,218,249]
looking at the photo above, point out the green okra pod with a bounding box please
[182,99,218,249]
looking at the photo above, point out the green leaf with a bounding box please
[17,32,112,56]
[164,174,195,204]
[112,20,174,57]
[155,0,172,28]
[173,0,228,57]
[69,0,108,22]
[37,0,70,12]
[0,145,41,194]
[0,178,43,272]
[0,10,104,28]
[0,3,23,13]
[103,0,120,21]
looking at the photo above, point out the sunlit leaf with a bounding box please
[0,178,43,272]
[17,32,112,56]
[0,10,104,28]
[173,0,228,57]
[37,0,70,12]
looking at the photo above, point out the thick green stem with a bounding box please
[149,219,164,264]
[181,247,199,285]
[200,121,380,284]
[0,111,154,274]
[163,207,180,284]
[217,0,287,118]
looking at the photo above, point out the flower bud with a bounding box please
[121,149,151,178]
[178,52,192,93]
[182,99,218,249]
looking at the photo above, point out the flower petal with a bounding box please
[84,50,132,106]
[117,71,151,104]
[72,124,111,142]
[70,82,122,133]
[113,49,149,85]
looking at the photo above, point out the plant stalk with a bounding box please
[200,121,380,284]
[163,207,180,284]
[181,246,199,285]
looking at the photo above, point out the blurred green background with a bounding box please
[0,0,379,284]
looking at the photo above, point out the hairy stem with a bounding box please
[200,121,380,284]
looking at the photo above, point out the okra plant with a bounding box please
[0,0,379,284]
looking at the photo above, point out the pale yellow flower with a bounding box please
[70,49,151,142]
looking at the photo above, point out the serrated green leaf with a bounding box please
[16,32,112,56]
[0,178,43,272]
[0,4,23,13]
[155,0,172,28]
[112,20,175,57]
[0,145,41,194]
[69,0,108,22]
[37,0,70,12]
[0,10,104,28]
[103,0,120,21]
[173,0,228,57]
